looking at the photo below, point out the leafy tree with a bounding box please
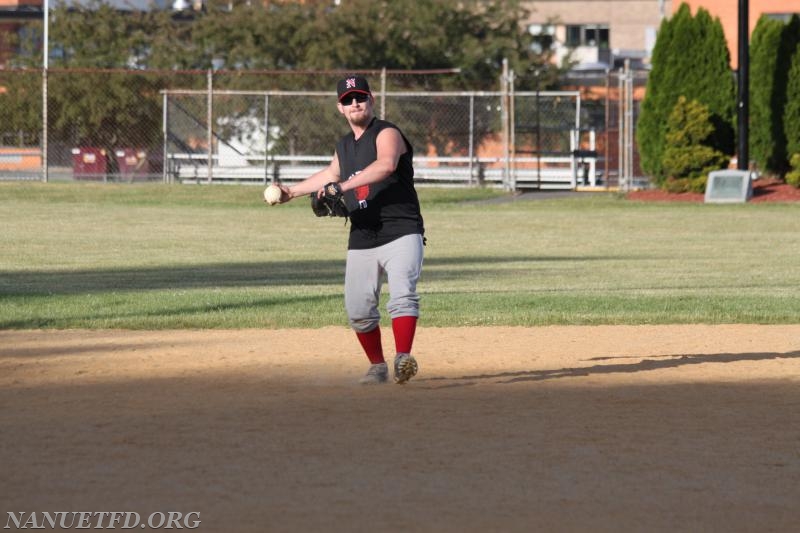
[0,70,41,145]
[637,3,735,184]
[661,96,729,192]
[164,0,302,73]
[32,2,167,155]
[288,0,547,156]
[298,0,543,90]
[146,9,205,70]
[150,0,550,157]
[0,21,44,145]
[3,0,552,162]
[47,0,142,68]
[135,0,548,91]
[46,71,162,150]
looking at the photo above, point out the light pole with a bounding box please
[737,0,748,171]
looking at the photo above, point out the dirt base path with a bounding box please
[2,326,799,532]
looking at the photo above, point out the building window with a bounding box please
[565,24,610,49]
[528,23,556,54]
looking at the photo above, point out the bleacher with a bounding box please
[170,154,596,190]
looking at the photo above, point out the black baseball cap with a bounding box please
[337,75,371,102]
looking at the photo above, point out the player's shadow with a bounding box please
[419,350,800,387]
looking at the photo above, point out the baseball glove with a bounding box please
[311,182,350,217]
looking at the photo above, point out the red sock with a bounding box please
[392,316,417,354]
[355,327,384,364]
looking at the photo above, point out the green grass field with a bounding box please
[2,181,799,329]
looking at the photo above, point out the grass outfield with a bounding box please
[1,181,799,329]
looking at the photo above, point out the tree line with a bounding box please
[1,0,558,153]
[638,2,800,191]
[10,0,553,86]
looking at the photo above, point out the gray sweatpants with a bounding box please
[344,233,424,333]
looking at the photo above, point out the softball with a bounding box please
[263,184,283,205]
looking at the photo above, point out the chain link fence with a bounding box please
[166,87,588,190]
[564,64,649,190]
[0,67,647,189]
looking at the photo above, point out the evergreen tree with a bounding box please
[695,9,736,157]
[637,3,735,185]
[749,15,800,175]
[662,96,729,192]
[636,4,681,180]
[785,43,800,161]
[778,15,800,170]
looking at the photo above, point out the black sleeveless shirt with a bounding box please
[336,118,425,250]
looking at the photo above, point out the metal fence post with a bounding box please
[509,69,516,191]
[572,93,582,188]
[570,128,577,188]
[207,69,213,185]
[264,94,270,184]
[501,59,510,191]
[604,68,610,189]
[468,93,474,186]
[535,71,541,189]
[380,67,386,120]
[41,68,48,183]
[618,59,635,191]
[625,60,634,190]
[162,91,168,183]
[42,0,49,183]
[617,68,624,191]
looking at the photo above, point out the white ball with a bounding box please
[264,184,282,205]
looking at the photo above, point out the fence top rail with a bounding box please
[161,89,580,98]
[513,91,580,98]
[391,91,579,98]
[168,153,583,165]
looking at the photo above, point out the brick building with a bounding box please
[522,0,673,69]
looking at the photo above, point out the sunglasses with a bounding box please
[340,93,370,105]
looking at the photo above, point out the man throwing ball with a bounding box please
[273,75,425,385]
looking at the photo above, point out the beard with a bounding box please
[347,107,373,128]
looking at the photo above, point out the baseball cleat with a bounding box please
[393,353,418,384]
[359,362,388,385]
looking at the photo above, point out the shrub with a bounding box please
[661,96,729,192]
[786,154,800,188]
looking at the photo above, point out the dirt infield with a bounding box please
[2,326,799,532]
